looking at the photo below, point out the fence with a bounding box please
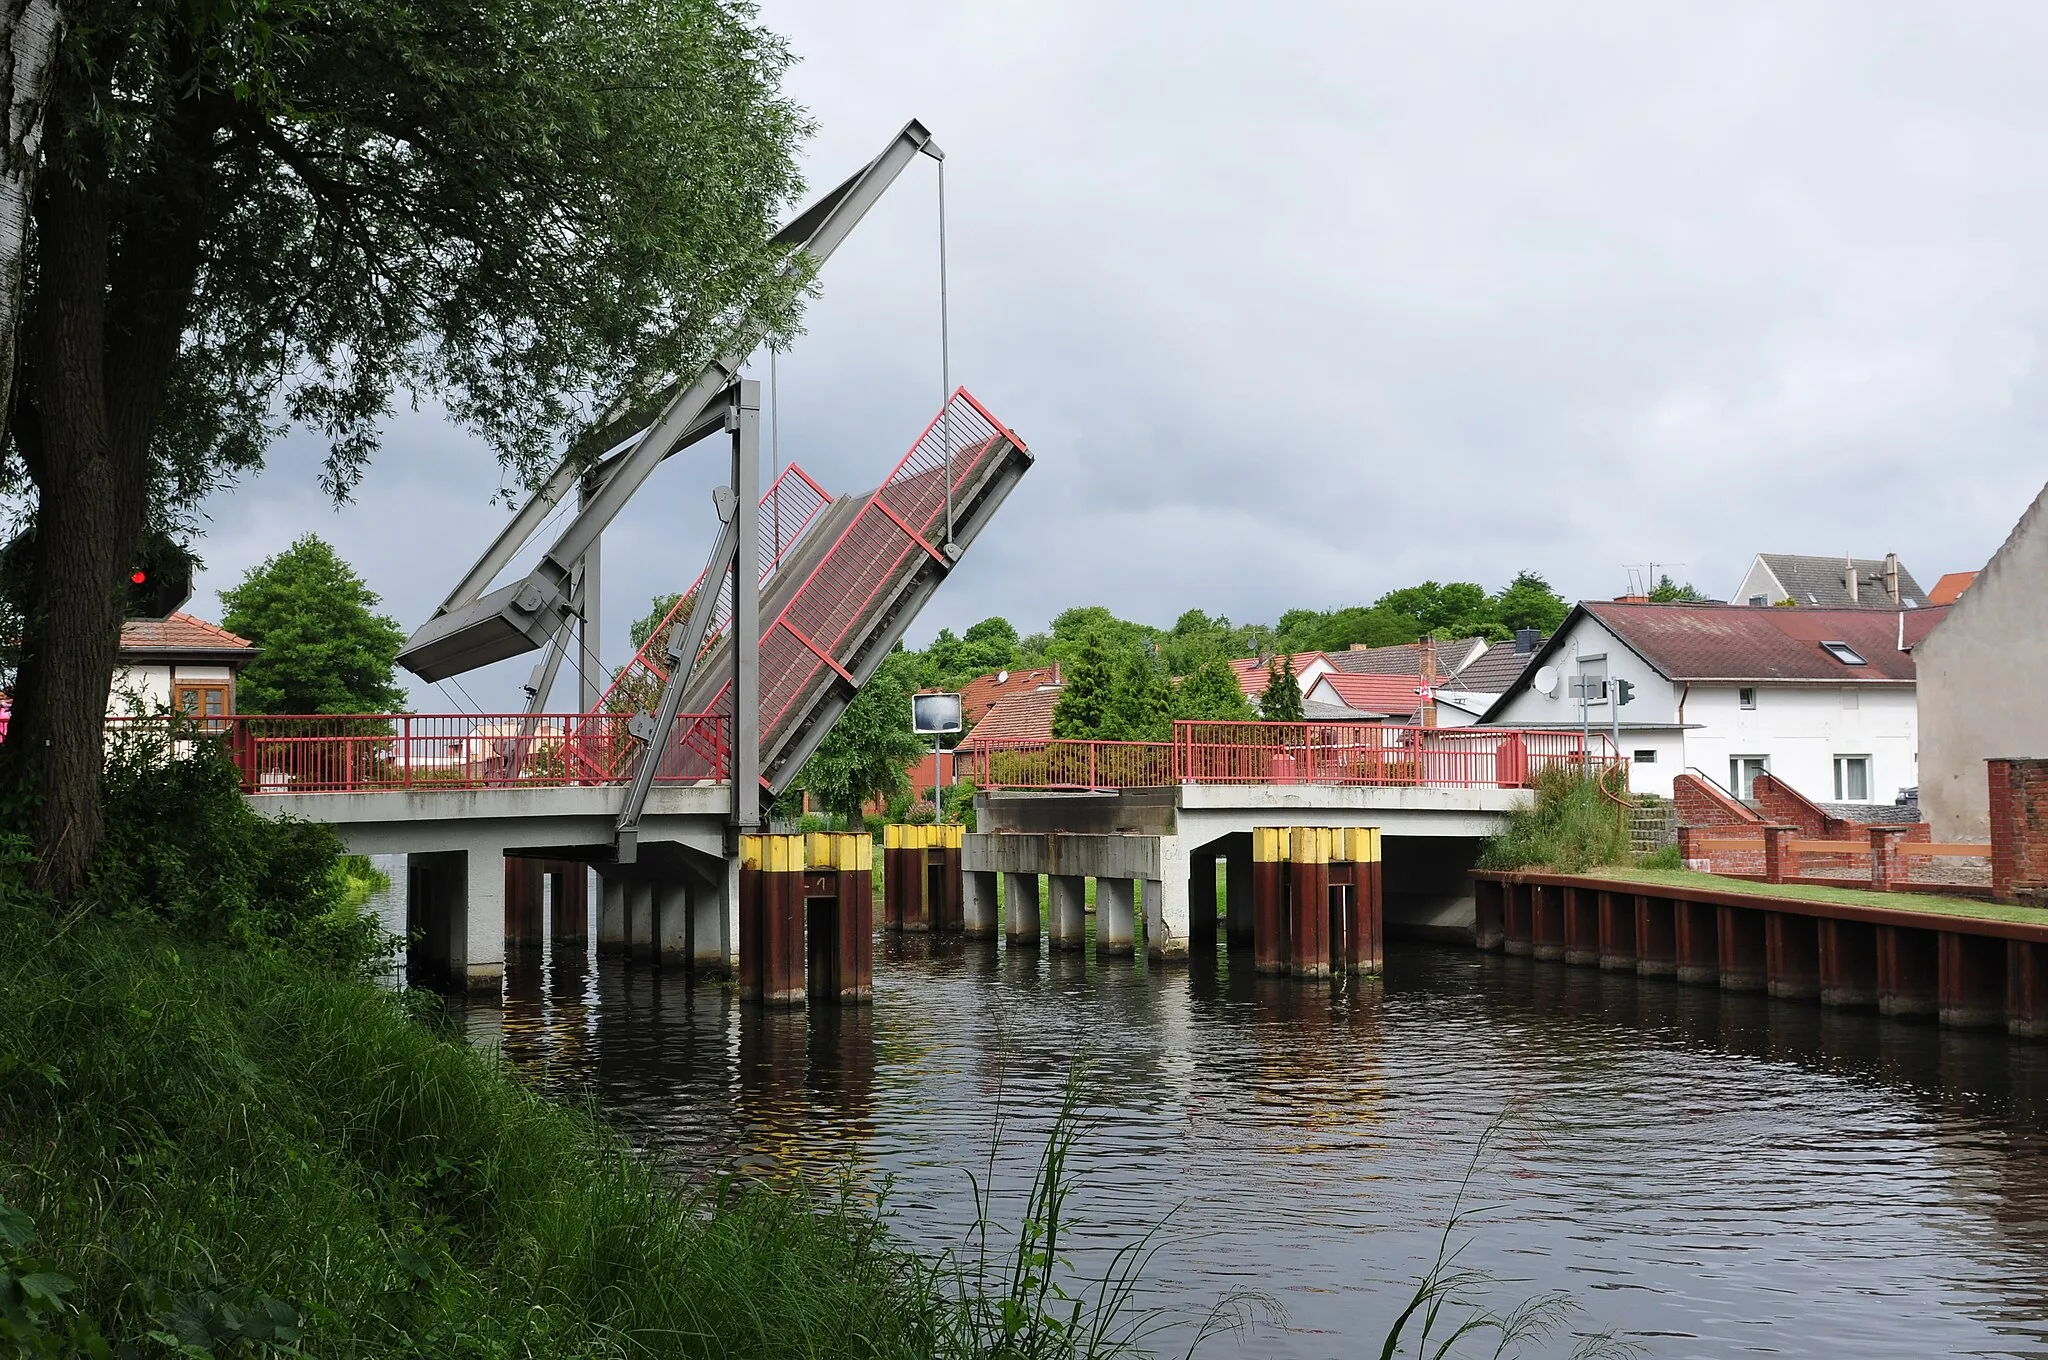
[974,723,1619,792]
[1680,824,1993,897]
[107,712,729,794]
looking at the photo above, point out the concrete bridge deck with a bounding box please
[202,715,1611,992]
[968,782,1531,960]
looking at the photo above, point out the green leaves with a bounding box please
[793,650,928,822]
[219,534,408,715]
[1257,657,1304,723]
[0,1201,106,1358]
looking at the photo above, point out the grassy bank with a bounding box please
[1565,865,2048,927]
[1478,767,1635,874]
[0,908,971,1356]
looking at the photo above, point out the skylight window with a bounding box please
[1820,641,1866,666]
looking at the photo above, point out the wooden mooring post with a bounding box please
[740,832,875,1008]
[1249,825,1384,981]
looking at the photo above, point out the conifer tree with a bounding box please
[1051,635,1116,739]
[1259,656,1305,722]
[1101,649,1172,742]
[1173,656,1253,722]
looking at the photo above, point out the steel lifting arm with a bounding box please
[397,119,942,684]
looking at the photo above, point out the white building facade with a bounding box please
[1482,602,1943,805]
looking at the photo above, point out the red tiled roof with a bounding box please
[956,686,1062,750]
[1927,571,1976,605]
[1228,652,1328,697]
[1312,672,1426,716]
[951,665,1061,728]
[118,612,256,656]
[1584,601,1948,683]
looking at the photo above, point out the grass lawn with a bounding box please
[1563,864,2048,928]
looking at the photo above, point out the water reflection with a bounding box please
[462,936,2048,1359]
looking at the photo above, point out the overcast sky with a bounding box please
[191,1,2048,712]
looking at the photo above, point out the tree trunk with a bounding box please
[7,134,147,899]
[6,70,206,899]
[0,0,64,427]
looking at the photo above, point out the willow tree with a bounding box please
[5,0,808,897]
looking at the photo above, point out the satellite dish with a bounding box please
[997,670,1009,684]
[1533,665,1559,697]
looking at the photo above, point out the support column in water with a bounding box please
[1226,843,1253,954]
[1048,874,1086,952]
[597,875,628,956]
[1096,877,1136,959]
[1003,872,1041,946]
[1252,826,1288,975]
[962,871,999,938]
[656,878,691,968]
[627,880,656,961]
[1289,827,1330,981]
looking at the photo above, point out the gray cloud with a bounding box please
[193,0,2048,711]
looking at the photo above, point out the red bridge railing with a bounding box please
[108,712,729,794]
[975,722,1617,792]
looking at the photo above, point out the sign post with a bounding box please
[911,692,964,808]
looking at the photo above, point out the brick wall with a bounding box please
[1989,757,2048,902]
[1673,772,1763,828]
[1751,774,1830,837]
[1678,824,1764,876]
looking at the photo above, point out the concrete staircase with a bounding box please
[1629,801,1677,855]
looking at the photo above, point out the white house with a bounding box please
[109,612,259,719]
[1481,601,1947,804]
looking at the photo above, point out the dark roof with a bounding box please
[118,612,257,660]
[1580,601,1946,683]
[1441,640,1539,694]
[1326,637,1488,677]
[1756,554,1929,609]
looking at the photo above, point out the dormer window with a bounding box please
[1820,641,1866,666]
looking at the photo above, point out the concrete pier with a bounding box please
[1048,875,1087,952]
[1096,877,1136,958]
[405,847,504,993]
[1003,872,1041,946]
[963,870,999,938]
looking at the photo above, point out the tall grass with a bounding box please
[0,907,997,1356]
[1477,768,1631,874]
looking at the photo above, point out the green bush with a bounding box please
[1477,767,1631,873]
[941,780,978,830]
[87,721,388,971]
[1637,843,1683,870]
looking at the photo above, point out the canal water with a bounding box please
[454,933,2048,1359]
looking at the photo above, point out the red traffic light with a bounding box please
[131,570,147,584]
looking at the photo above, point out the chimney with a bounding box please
[1884,552,1900,605]
[1419,638,1439,729]
[1845,555,1858,604]
[1514,628,1541,654]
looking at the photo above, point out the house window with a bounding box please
[1730,755,1769,800]
[1633,749,1658,764]
[1738,687,1757,710]
[1748,595,1767,607]
[174,684,228,722]
[1820,641,1866,666]
[1834,756,1871,802]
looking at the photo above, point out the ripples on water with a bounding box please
[454,933,2048,1359]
